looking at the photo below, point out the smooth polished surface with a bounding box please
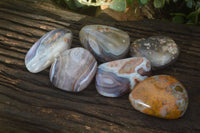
[79,25,130,62]
[50,47,97,92]
[2,0,200,132]
[130,36,179,69]
[25,29,72,73]
[129,75,188,119]
[96,57,151,97]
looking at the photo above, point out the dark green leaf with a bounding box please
[172,15,185,24]
[139,0,148,5]
[187,11,198,19]
[186,20,195,25]
[196,1,200,9]
[127,0,133,4]
[64,0,88,10]
[166,0,170,4]
[154,0,165,8]
[187,10,199,24]
[137,0,148,5]
[74,0,86,8]
[170,13,186,17]
[64,0,77,10]
[55,0,61,4]
[186,0,194,8]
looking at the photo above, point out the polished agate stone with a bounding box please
[130,36,179,69]
[79,25,130,62]
[25,29,72,73]
[50,47,97,92]
[96,57,151,97]
[129,75,188,119]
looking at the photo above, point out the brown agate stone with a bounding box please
[129,75,188,119]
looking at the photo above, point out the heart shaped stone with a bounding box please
[130,36,179,69]
[79,25,130,62]
[96,57,151,97]
[129,75,188,119]
[25,29,72,73]
[50,47,97,92]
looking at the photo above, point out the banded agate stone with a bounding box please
[130,36,179,69]
[25,29,72,73]
[96,57,151,97]
[50,47,97,92]
[129,75,188,119]
[79,25,130,62]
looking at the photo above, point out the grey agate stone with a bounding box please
[95,57,151,97]
[50,47,97,92]
[130,36,179,69]
[79,25,130,62]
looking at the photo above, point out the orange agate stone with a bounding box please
[129,75,188,119]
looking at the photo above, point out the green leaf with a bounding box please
[186,20,195,25]
[140,0,148,5]
[74,0,86,8]
[127,0,133,4]
[187,11,198,19]
[55,0,61,4]
[172,15,185,24]
[64,0,88,10]
[64,0,77,10]
[186,0,194,8]
[187,10,199,24]
[173,0,178,3]
[166,0,170,4]
[154,0,165,8]
[196,1,200,9]
[170,13,186,17]
[137,0,148,5]
[109,0,126,12]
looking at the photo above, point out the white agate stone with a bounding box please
[25,29,72,73]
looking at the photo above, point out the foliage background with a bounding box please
[54,0,200,25]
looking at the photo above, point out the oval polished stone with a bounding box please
[130,36,179,69]
[96,57,151,97]
[50,47,97,92]
[79,25,130,62]
[25,29,72,73]
[129,75,188,119]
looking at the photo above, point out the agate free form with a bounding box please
[96,57,151,97]
[25,29,72,73]
[130,36,179,69]
[50,47,97,92]
[80,25,130,62]
[129,75,188,119]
